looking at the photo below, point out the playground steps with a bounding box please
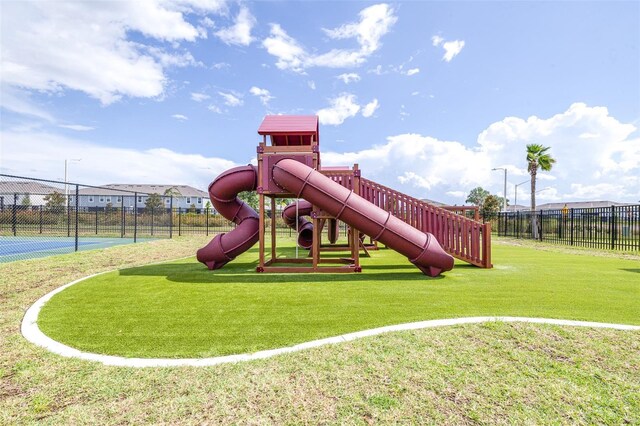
[358,178,491,268]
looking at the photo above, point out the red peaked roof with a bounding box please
[258,115,319,146]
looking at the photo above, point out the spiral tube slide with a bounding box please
[282,200,314,249]
[196,165,260,270]
[272,159,454,277]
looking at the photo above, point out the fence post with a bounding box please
[610,205,616,250]
[134,192,138,243]
[67,194,71,237]
[151,206,154,236]
[570,208,574,246]
[120,196,125,237]
[178,207,182,236]
[39,205,43,234]
[12,193,17,236]
[539,210,543,241]
[95,207,98,234]
[206,206,209,236]
[74,185,79,251]
[169,196,173,238]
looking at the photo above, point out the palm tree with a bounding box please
[526,144,556,239]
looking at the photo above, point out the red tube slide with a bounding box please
[282,200,314,249]
[272,159,454,277]
[196,165,259,270]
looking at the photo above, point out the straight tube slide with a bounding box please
[272,159,454,276]
[196,165,260,270]
[282,200,314,249]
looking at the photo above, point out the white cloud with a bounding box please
[207,104,223,114]
[262,24,307,73]
[215,6,256,46]
[0,1,225,106]
[0,87,55,122]
[406,68,420,76]
[263,3,397,72]
[361,99,380,118]
[171,114,188,121]
[320,103,640,204]
[249,86,273,106]
[337,73,361,84]
[200,16,216,29]
[317,94,361,126]
[0,130,236,190]
[446,190,467,198]
[191,92,211,102]
[323,4,397,55]
[316,95,380,125]
[442,40,465,62]
[218,91,243,107]
[431,35,444,47]
[368,65,386,75]
[308,81,317,90]
[58,124,95,131]
[212,62,231,69]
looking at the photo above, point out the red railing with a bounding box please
[359,178,491,268]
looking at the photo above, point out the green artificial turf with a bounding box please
[37,241,640,358]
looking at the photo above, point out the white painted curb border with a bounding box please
[22,273,640,368]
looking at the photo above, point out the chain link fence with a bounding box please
[0,174,298,262]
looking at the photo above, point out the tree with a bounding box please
[163,186,182,197]
[238,191,259,210]
[44,191,65,212]
[527,144,556,238]
[189,203,197,213]
[466,187,490,207]
[480,195,501,222]
[145,193,163,213]
[21,194,32,207]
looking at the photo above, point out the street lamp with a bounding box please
[64,158,82,199]
[514,179,528,210]
[492,167,507,212]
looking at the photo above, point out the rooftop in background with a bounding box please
[538,201,633,210]
[258,115,319,146]
[420,198,447,207]
[0,181,60,195]
[507,201,635,212]
[77,184,207,197]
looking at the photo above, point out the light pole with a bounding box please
[514,179,528,210]
[492,167,507,212]
[64,158,82,200]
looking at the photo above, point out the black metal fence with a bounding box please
[0,174,298,261]
[497,205,640,251]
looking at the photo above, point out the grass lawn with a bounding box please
[1,236,639,423]
[37,237,640,358]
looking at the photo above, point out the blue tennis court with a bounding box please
[0,236,147,263]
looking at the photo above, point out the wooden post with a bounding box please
[352,164,361,270]
[271,196,276,260]
[482,222,492,268]
[257,139,265,271]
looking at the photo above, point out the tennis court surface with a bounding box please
[0,236,146,263]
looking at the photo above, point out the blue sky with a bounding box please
[1,0,639,205]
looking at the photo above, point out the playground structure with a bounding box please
[197,115,492,276]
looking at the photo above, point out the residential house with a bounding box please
[0,181,61,208]
[72,184,211,212]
